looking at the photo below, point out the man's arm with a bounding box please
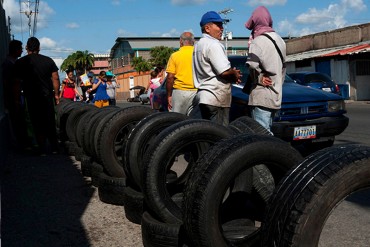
[166,72,175,110]
[220,68,242,84]
[52,71,60,105]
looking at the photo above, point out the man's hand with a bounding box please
[261,75,272,86]
[167,96,172,111]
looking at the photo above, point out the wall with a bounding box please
[115,72,151,101]
[286,23,370,55]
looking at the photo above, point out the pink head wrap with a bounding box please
[245,6,274,40]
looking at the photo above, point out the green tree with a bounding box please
[149,46,175,68]
[61,50,94,73]
[131,56,152,74]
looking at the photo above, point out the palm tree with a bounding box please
[60,50,94,73]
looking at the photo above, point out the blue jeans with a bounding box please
[251,106,276,135]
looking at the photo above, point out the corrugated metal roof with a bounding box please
[286,41,370,62]
[321,44,370,57]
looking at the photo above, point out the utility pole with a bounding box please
[218,8,233,53]
[20,0,39,37]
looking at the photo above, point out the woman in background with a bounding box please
[106,71,120,105]
[92,71,110,108]
[60,70,83,101]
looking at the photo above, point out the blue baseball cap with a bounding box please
[200,11,225,26]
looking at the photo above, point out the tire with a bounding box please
[98,172,127,206]
[228,116,272,136]
[96,106,154,177]
[142,119,234,223]
[83,107,120,158]
[141,211,189,247]
[75,107,100,148]
[74,146,84,161]
[261,144,370,247]
[65,141,78,156]
[66,105,95,143]
[57,101,84,142]
[80,154,92,177]
[122,186,144,224]
[124,112,189,190]
[183,134,303,247]
[90,162,104,187]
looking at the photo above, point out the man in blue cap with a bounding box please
[192,11,241,126]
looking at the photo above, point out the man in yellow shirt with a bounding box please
[166,32,197,115]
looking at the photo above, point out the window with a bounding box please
[295,59,311,68]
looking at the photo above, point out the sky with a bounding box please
[3,0,370,68]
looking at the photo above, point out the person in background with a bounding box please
[1,39,30,151]
[166,32,197,115]
[59,70,83,101]
[80,72,93,102]
[192,11,242,126]
[86,73,96,103]
[13,37,61,155]
[106,71,120,105]
[91,71,110,108]
[145,68,163,108]
[245,6,286,134]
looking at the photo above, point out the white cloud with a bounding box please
[160,28,180,37]
[247,0,286,7]
[285,0,367,37]
[3,0,55,35]
[341,0,367,11]
[66,23,80,29]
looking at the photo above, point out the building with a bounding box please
[109,37,250,101]
[90,53,110,76]
[285,23,370,100]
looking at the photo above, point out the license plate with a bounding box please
[293,125,316,140]
[322,87,331,92]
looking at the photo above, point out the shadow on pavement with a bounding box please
[1,149,95,247]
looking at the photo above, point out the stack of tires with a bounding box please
[55,100,370,247]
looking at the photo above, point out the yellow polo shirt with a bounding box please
[166,46,196,90]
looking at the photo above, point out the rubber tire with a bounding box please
[141,211,189,247]
[65,105,95,143]
[74,146,84,161]
[124,112,189,190]
[183,134,303,247]
[90,162,104,187]
[261,144,370,247]
[228,116,272,136]
[142,119,234,224]
[83,107,121,158]
[96,106,154,177]
[75,107,100,148]
[98,172,127,206]
[80,154,92,177]
[122,186,144,224]
[58,101,84,142]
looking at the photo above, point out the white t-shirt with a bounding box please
[193,34,231,107]
[106,81,119,99]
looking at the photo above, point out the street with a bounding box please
[320,101,370,247]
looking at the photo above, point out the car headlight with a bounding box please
[328,100,345,112]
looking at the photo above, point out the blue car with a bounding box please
[288,71,341,95]
[153,56,349,152]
